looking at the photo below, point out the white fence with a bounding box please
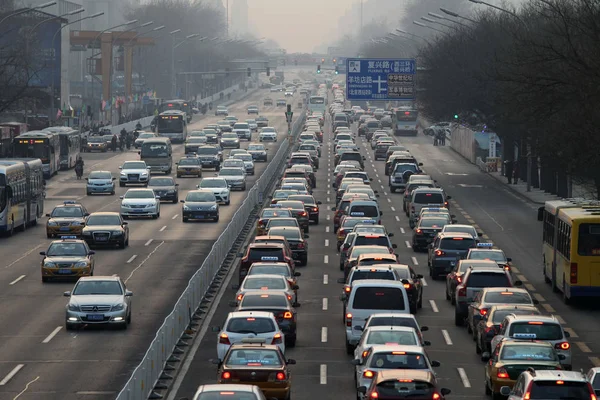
[115,111,306,400]
[449,124,476,164]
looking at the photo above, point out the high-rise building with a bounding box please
[229,0,248,36]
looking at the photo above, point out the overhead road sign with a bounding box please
[346,58,416,101]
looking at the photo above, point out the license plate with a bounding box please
[60,227,70,231]
[132,209,144,213]
[58,268,72,274]
[87,314,104,321]
[96,236,108,242]
[195,215,205,219]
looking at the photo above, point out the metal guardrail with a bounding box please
[115,110,306,400]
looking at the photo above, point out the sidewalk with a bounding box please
[487,170,565,205]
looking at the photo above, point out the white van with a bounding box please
[342,280,410,354]
[347,200,382,224]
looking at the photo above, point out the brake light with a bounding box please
[444,201,449,207]
[287,295,292,300]
[435,250,445,256]
[237,294,243,301]
[297,242,305,249]
[528,321,543,325]
[570,262,578,284]
[485,326,498,335]
[497,367,509,379]
[272,333,283,344]
[588,383,597,400]
[416,229,422,235]
[221,371,231,380]
[363,370,374,378]
[344,285,351,293]
[313,207,318,211]
[479,308,488,316]
[219,333,231,345]
[283,311,293,319]
[432,394,440,400]
[299,211,307,217]
[362,350,369,358]
[403,283,411,289]
[457,286,466,297]
[258,220,265,227]
[276,372,286,381]
[346,313,352,327]
[456,276,462,283]
[370,392,379,399]
[556,342,570,350]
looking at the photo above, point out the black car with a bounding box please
[180,190,219,222]
[390,263,424,314]
[267,226,309,266]
[196,145,221,170]
[474,305,540,354]
[411,216,448,251]
[232,291,297,347]
[81,212,129,248]
[287,194,321,224]
[148,176,179,203]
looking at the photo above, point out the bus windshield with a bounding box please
[157,116,184,133]
[14,139,50,161]
[141,143,169,157]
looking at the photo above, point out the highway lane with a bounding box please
[170,95,600,400]
[0,85,304,399]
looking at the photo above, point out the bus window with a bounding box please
[578,223,600,256]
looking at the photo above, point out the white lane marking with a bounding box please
[400,227,405,234]
[9,275,26,285]
[383,191,388,195]
[576,342,592,353]
[42,326,62,343]
[387,198,391,203]
[323,274,329,284]
[12,375,40,399]
[327,197,330,203]
[171,214,178,220]
[144,239,153,246]
[327,190,330,195]
[321,327,328,342]
[322,298,328,310]
[395,216,400,222]
[324,255,329,264]
[411,256,419,265]
[422,277,428,286]
[375,173,379,177]
[390,206,395,211]
[326,226,330,233]
[5,245,42,269]
[325,239,329,247]
[405,241,411,248]
[125,241,165,283]
[378,179,382,183]
[320,364,327,385]
[327,215,331,221]
[457,367,471,388]
[159,225,167,232]
[126,255,137,263]
[429,300,439,313]
[0,364,24,385]
[442,329,453,345]
[380,185,385,189]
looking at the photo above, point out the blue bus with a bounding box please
[0,159,45,235]
[13,131,60,178]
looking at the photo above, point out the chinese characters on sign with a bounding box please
[346,58,416,101]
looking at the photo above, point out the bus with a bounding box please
[42,127,81,170]
[156,111,188,143]
[139,138,172,174]
[13,131,60,178]
[538,199,600,303]
[0,158,44,235]
[159,99,192,123]
[308,96,326,115]
[393,107,419,136]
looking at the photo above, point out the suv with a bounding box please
[389,163,422,193]
[454,266,519,326]
[499,368,591,400]
[445,259,501,304]
[238,243,294,284]
[409,188,450,227]
[427,232,477,279]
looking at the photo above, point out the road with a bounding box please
[170,92,600,400]
[0,82,305,399]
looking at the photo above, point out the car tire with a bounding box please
[417,294,423,308]
[119,182,125,187]
[454,311,464,326]
[304,226,309,233]
[86,191,92,196]
[182,217,189,223]
[46,232,52,239]
[345,341,354,355]
[111,191,115,195]
[286,336,296,348]
[120,239,126,248]
[122,215,129,220]
[214,215,219,222]
[485,380,492,395]
[300,256,307,266]
[225,200,230,205]
[172,197,178,204]
[445,286,451,301]
[410,303,417,314]
[476,337,482,354]
[42,276,49,282]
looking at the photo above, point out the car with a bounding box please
[464,242,513,270]
[353,325,426,362]
[176,155,202,178]
[500,369,592,400]
[246,119,258,131]
[215,311,285,360]
[285,167,316,188]
[408,188,450,227]
[338,264,401,313]
[360,313,429,343]
[233,274,298,306]
[263,98,273,106]
[267,226,308,266]
[218,167,247,191]
[259,127,278,142]
[441,224,483,243]
[45,201,89,238]
[120,188,160,219]
[148,176,179,203]
[427,232,477,278]
[274,200,309,233]
[197,177,230,205]
[86,170,116,195]
[119,160,151,187]
[358,370,450,400]
[81,212,129,248]
[215,106,228,116]
[40,237,95,282]
[287,194,321,224]
[215,340,295,400]
[246,143,268,162]
[233,123,252,141]
[222,158,245,171]
[85,136,108,152]
[184,137,207,154]
[225,116,239,126]
[232,153,255,175]
[256,209,294,236]
[445,259,501,304]
[133,132,157,150]
[246,262,300,286]
[238,243,295,283]
[217,121,232,133]
[181,189,219,222]
[276,99,286,106]
[247,105,259,114]
[64,275,133,330]
[411,217,452,253]
[184,384,268,400]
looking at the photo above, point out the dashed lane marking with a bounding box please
[411,256,419,265]
[327,197,331,203]
[324,255,329,264]
[126,255,137,264]
[482,234,490,240]
[429,300,439,313]
[383,191,388,196]
[387,198,391,203]
[320,364,327,384]
[9,275,26,285]
[457,368,471,388]
[322,298,328,311]
[422,277,428,287]
[524,283,536,292]
[321,327,328,343]
[442,329,453,345]
[391,206,395,211]
[589,357,600,367]
[144,239,153,246]
[327,190,330,195]
[516,274,527,282]
[541,303,556,313]
[327,215,331,221]
[400,227,405,234]
[533,293,545,302]
[395,216,400,222]
[326,226,330,233]
[555,315,566,324]
[5,245,43,269]
[405,241,411,248]
[576,342,592,353]
[0,364,24,386]
[467,218,476,224]
[159,225,167,232]
[378,179,382,183]
[325,239,329,247]
[42,326,62,343]
[125,241,164,283]
[511,266,520,274]
[564,327,578,338]
[172,214,178,220]
[323,274,329,284]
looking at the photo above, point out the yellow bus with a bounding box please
[538,199,600,303]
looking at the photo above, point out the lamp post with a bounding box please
[468,0,520,18]
[427,12,470,28]
[0,1,56,28]
[413,21,446,34]
[396,28,428,42]
[440,7,477,23]
[51,11,104,123]
[421,16,456,30]
[172,33,200,97]
[29,7,84,35]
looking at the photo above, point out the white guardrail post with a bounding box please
[116,110,306,400]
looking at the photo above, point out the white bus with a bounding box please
[42,127,81,170]
[308,96,326,115]
[156,110,188,143]
[0,159,45,235]
[13,131,60,178]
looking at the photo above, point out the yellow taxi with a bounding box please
[46,201,89,238]
[40,236,95,282]
[482,338,565,398]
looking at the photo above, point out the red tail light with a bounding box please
[444,201,449,207]
[219,333,231,345]
[416,229,422,235]
[456,276,462,283]
[258,220,266,227]
[479,308,488,316]
[283,312,293,319]
[221,371,231,380]
[435,250,445,256]
[237,294,243,301]
[297,242,305,249]
[570,262,578,284]
[432,394,440,400]
[370,391,379,399]
[312,207,318,211]
[403,283,411,289]
[587,383,596,400]
[556,342,571,350]
[485,326,498,335]
[346,313,352,327]
[344,285,351,293]
[276,372,286,381]
[272,333,283,344]
[363,370,374,378]
[457,286,466,297]
[497,367,509,379]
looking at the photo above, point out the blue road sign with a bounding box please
[346,58,416,101]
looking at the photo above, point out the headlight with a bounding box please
[112,231,123,236]
[209,205,217,211]
[167,190,175,194]
[82,231,92,236]
[44,262,56,267]
[74,261,88,268]
[67,303,79,311]
[120,172,126,176]
[221,189,229,194]
[47,221,58,226]
[141,172,148,176]
[111,303,124,311]
[183,205,191,211]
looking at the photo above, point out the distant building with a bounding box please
[229,0,248,36]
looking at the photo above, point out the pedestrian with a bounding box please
[504,160,513,184]
[513,161,519,184]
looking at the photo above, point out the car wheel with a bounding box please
[86,191,92,196]
[345,341,354,355]
[152,213,158,219]
[46,232,52,238]
[286,336,296,348]
[340,263,344,271]
[111,191,115,195]
[304,226,309,233]
[119,182,125,187]
[182,217,189,223]
[172,197,178,204]
[214,215,219,222]
[476,337,482,354]
[445,286,451,300]
[454,311,464,326]
[120,240,126,248]
[42,276,49,282]
[122,215,129,220]
[225,200,230,205]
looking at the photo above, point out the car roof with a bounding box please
[458,260,500,268]
[77,275,120,282]
[196,384,256,393]
[243,274,286,281]
[350,279,405,287]
[254,235,288,240]
[228,310,275,318]
[505,314,559,323]
[248,243,286,249]
[357,253,396,260]
[88,211,119,216]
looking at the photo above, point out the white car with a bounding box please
[120,188,160,219]
[197,177,231,205]
[222,158,246,172]
[215,311,285,360]
[245,119,258,131]
[233,123,252,140]
[232,153,255,175]
[233,274,298,305]
[353,326,424,362]
[259,127,277,142]
[218,167,247,191]
[119,161,151,187]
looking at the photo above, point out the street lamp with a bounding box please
[172,33,200,97]
[439,7,477,24]
[413,21,446,34]
[421,16,456,30]
[29,7,84,34]
[389,32,418,43]
[0,1,56,27]
[468,0,520,18]
[427,12,470,27]
[396,28,428,42]
[50,11,104,122]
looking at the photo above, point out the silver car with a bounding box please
[120,188,161,219]
[218,167,246,191]
[232,153,255,175]
[64,275,133,330]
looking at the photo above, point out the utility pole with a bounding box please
[360,0,363,35]
[226,0,229,36]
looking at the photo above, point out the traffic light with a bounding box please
[321,58,325,63]
[287,104,292,113]
[317,65,321,74]
[247,67,251,77]
[333,58,336,63]
[335,66,339,75]
[266,67,270,76]
[454,114,459,120]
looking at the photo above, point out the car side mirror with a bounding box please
[441,388,451,396]
[88,251,95,255]
[125,290,133,297]
[379,211,383,216]
[392,244,397,249]
[418,162,423,166]
[122,221,128,225]
[451,214,456,219]
[119,196,124,199]
[231,284,240,290]
[45,213,50,217]
[373,190,379,194]
[63,291,71,297]
[370,178,373,181]
[532,299,540,305]
[388,233,394,237]
[481,352,491,362]
[446,195,452,199]
[287,359,296,365]
[477,231,484,236]
[564,330,570,338]
[514,280,523,287]
[423,340,431,346]
[294,272,301,277]
[420,326,429,332]
[39,251,46,256]
[293,285,300,290]
[180,200,185,203]
[506,257,512,262]
[362,156,366,160]
[118,166,122,169]
[317,201,322,205]
[351,359,362,366]
[431,360,441,367]
[331,207,336,211]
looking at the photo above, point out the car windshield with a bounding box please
[262,128,275,132]
[491,309,540,323]
[500,345,556,361]
[122,162,146,169]
[225,348,282,366]
[288,195,313,204]
[138,133,154,139]
[354,236,390,247]
[73,280,123,295]
[414,193,444,203]
[88,137,104,143]
[88,172,111,180]
[47,242,87,256]
[509,322,564,340]
[366,330,418,346]
[234,155,253,161]
[219,168,244,176]
[124,190,155,199]
[440,237,476,250]
[351,271,396,282]
[241,294,288,307]
[243,277,286,290]
[179,158,199,165]
[419,218,448,229]
[249,266,290,277]
[261,209,291,218]
[484,291,531,304]
[248,145,265,151]
[443,226,476,236]
[467,272,510,287]
[140,143,169,157]
[186,192,216,202]
[223,160,244,167]
[529,381,590,400]
[368,352,427,369]
[222,133,237,139]
[349,246,389,258]
[353,287,406,310]
[354,226,386,235]
[267,219,298,228]
[148,178,174,186]
[197,147,218,155]
[226,317,276,335]
[186,138,205,143]
[200,179,227,188]
[269,228,301,239]
[52,207,84,218]
[86,215,120,226]
[469,250,506,262]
